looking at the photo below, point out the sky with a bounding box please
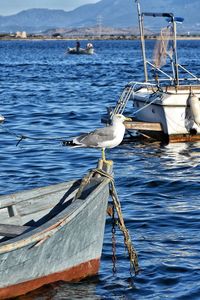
[0,0,99,16]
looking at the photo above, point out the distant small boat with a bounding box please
[68,43,94,55]
[0,160,111,299]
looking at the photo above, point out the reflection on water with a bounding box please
[163,142,200,167]
[16,278,101,300]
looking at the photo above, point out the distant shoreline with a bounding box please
[1,35,200,41]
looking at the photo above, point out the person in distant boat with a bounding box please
[86,43,93,50]
[76,41,80,52]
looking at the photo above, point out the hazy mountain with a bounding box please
[0,0,199,33]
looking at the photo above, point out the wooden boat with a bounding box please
[106,0,200,143]
[0,160,112,299]
[68,47,94,55]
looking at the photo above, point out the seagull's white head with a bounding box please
[112,114,131,125]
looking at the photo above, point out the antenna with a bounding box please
[135,0,148,82]
[97,15,103,37]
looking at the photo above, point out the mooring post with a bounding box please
[97,159,113,177]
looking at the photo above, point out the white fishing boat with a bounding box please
[107,0,200,143]
[68,43,94,55]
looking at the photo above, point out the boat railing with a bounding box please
[145,61,200,84]
[108,82,157,118]
[177,64,200,83]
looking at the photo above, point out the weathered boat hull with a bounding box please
[0,163,111,299]
[0,259,99,299]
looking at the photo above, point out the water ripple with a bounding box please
[0,40,200,299]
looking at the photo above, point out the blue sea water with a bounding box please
[0,39,200,299]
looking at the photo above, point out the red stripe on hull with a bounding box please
[0,258,100,299]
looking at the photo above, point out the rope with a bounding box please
[132,95,160,117]
[74,168,113,200]
[0,124,67,146]
[73,166,139,275]
[111,81,160,120]
[109,181,139,275]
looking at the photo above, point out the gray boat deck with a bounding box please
[0,224,32,237]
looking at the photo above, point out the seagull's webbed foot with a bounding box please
[101,148,112,165]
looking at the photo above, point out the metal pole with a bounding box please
[172,19,179,85]
[135,0,148,82]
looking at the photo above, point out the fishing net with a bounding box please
[153,25,173,68]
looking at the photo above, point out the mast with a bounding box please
[172,17,179,85]
[135,0,148,82]
[135,0,181,86]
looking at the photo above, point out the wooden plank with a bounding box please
[0,224,32,237]
[124,120,163,131]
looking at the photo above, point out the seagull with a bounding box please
[63,114,131,161]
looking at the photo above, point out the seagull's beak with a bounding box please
[124,117,132,122]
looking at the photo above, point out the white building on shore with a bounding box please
[16,31,27,38]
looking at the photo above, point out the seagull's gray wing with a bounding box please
[74,126,116,147]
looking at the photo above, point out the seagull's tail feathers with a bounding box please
[62,140,79,147]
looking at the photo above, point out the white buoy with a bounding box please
[188,93,200,126]
[0,115,5,123]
